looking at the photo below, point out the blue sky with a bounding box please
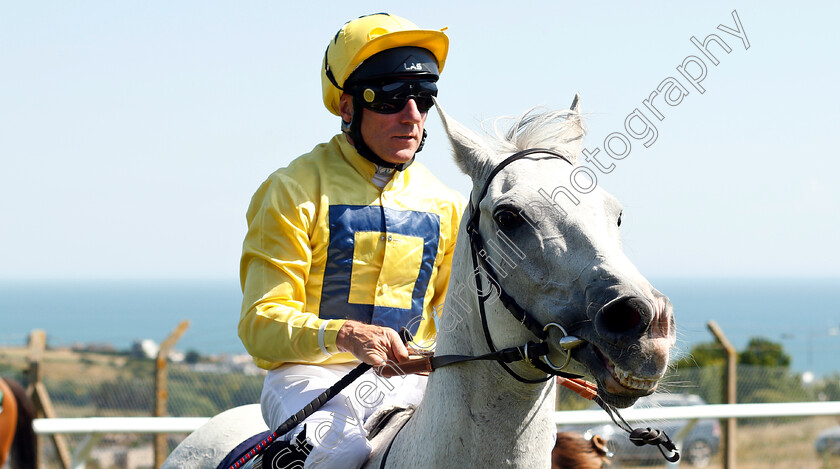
[2,1,838,280]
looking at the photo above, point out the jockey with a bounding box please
[238,13,465,469]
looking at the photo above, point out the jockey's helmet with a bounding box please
[321,13,449,116]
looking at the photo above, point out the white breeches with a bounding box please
[261,363,427,469]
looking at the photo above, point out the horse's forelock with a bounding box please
[484,107,585,164]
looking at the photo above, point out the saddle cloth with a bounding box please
[214,406,411,469]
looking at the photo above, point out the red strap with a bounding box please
[557,376,598,400]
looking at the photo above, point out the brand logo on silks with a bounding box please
[403,63,424,71]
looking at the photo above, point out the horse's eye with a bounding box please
[494,208,523,229]
[617,212,623,227]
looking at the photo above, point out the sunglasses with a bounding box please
[353,80,438,114]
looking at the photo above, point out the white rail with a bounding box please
[32,401,840,435]
[34,416,210,434]
[553,400,840,427]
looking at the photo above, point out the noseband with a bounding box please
[465,148,585,384]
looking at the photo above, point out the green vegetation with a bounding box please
[6,340,840,417]
[1,347,264,418]
[167,367,263,416]
[556,336,840,410]
[673,336,823,405]
[41,365,264,417]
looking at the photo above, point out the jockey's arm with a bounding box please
[238,173,410,369]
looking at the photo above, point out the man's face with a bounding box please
[339,92,428,165]
[361,99,427,165]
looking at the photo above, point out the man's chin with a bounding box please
[379,151,416,166]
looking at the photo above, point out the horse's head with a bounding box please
[437,96,675,408]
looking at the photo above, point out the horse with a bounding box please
[552,432,610,469]
[0,377,37,469]
[163,96,676,468]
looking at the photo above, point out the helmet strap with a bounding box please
[345,95,416,171]
[417,129,428,153]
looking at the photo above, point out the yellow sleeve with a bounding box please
[238,173,345,367]
[428,193,467,333]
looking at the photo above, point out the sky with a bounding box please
[2,1,839,280]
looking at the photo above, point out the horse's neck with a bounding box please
[371,235,556,468]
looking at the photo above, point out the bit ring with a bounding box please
[541,322,579,371]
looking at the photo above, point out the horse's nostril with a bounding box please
[599,297,649,334]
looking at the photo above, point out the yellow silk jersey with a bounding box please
[239,134,466,369]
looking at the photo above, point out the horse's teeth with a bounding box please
[612,365,657,392]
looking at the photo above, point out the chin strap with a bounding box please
[342,96,418,171]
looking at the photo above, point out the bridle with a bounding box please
[464,147,586,383]
[379,147,680,466]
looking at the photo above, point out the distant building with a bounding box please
[130,339,187,362]
[131,339,159,359]
[71,342,117,353]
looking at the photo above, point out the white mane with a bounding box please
[485,107,586,164]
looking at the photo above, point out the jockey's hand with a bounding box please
[336,320,410,373]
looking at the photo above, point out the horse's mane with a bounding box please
[485,107,585,164]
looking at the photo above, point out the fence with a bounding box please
[30,402,840,469]
[3,338,840,468]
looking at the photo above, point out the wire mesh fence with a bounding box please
[0,346,265,469]
[556,364,840,468]
[3,345,840,468]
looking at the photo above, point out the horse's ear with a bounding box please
[570,93,581,113]
[564,92,584,162]
[434,98,495,178]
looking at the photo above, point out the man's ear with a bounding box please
[338,94,354,124]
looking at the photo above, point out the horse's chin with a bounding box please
[570,343,660,409]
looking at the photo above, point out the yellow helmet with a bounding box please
[322,13,449,115]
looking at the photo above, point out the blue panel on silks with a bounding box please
[320,204,440,334]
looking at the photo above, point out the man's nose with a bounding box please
[399,99,423,123]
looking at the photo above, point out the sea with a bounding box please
[1,277,839,377]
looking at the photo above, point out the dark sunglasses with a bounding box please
[353,80,438,114]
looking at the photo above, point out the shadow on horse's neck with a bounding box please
[437,228,552,392]
[366,226,557,468]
